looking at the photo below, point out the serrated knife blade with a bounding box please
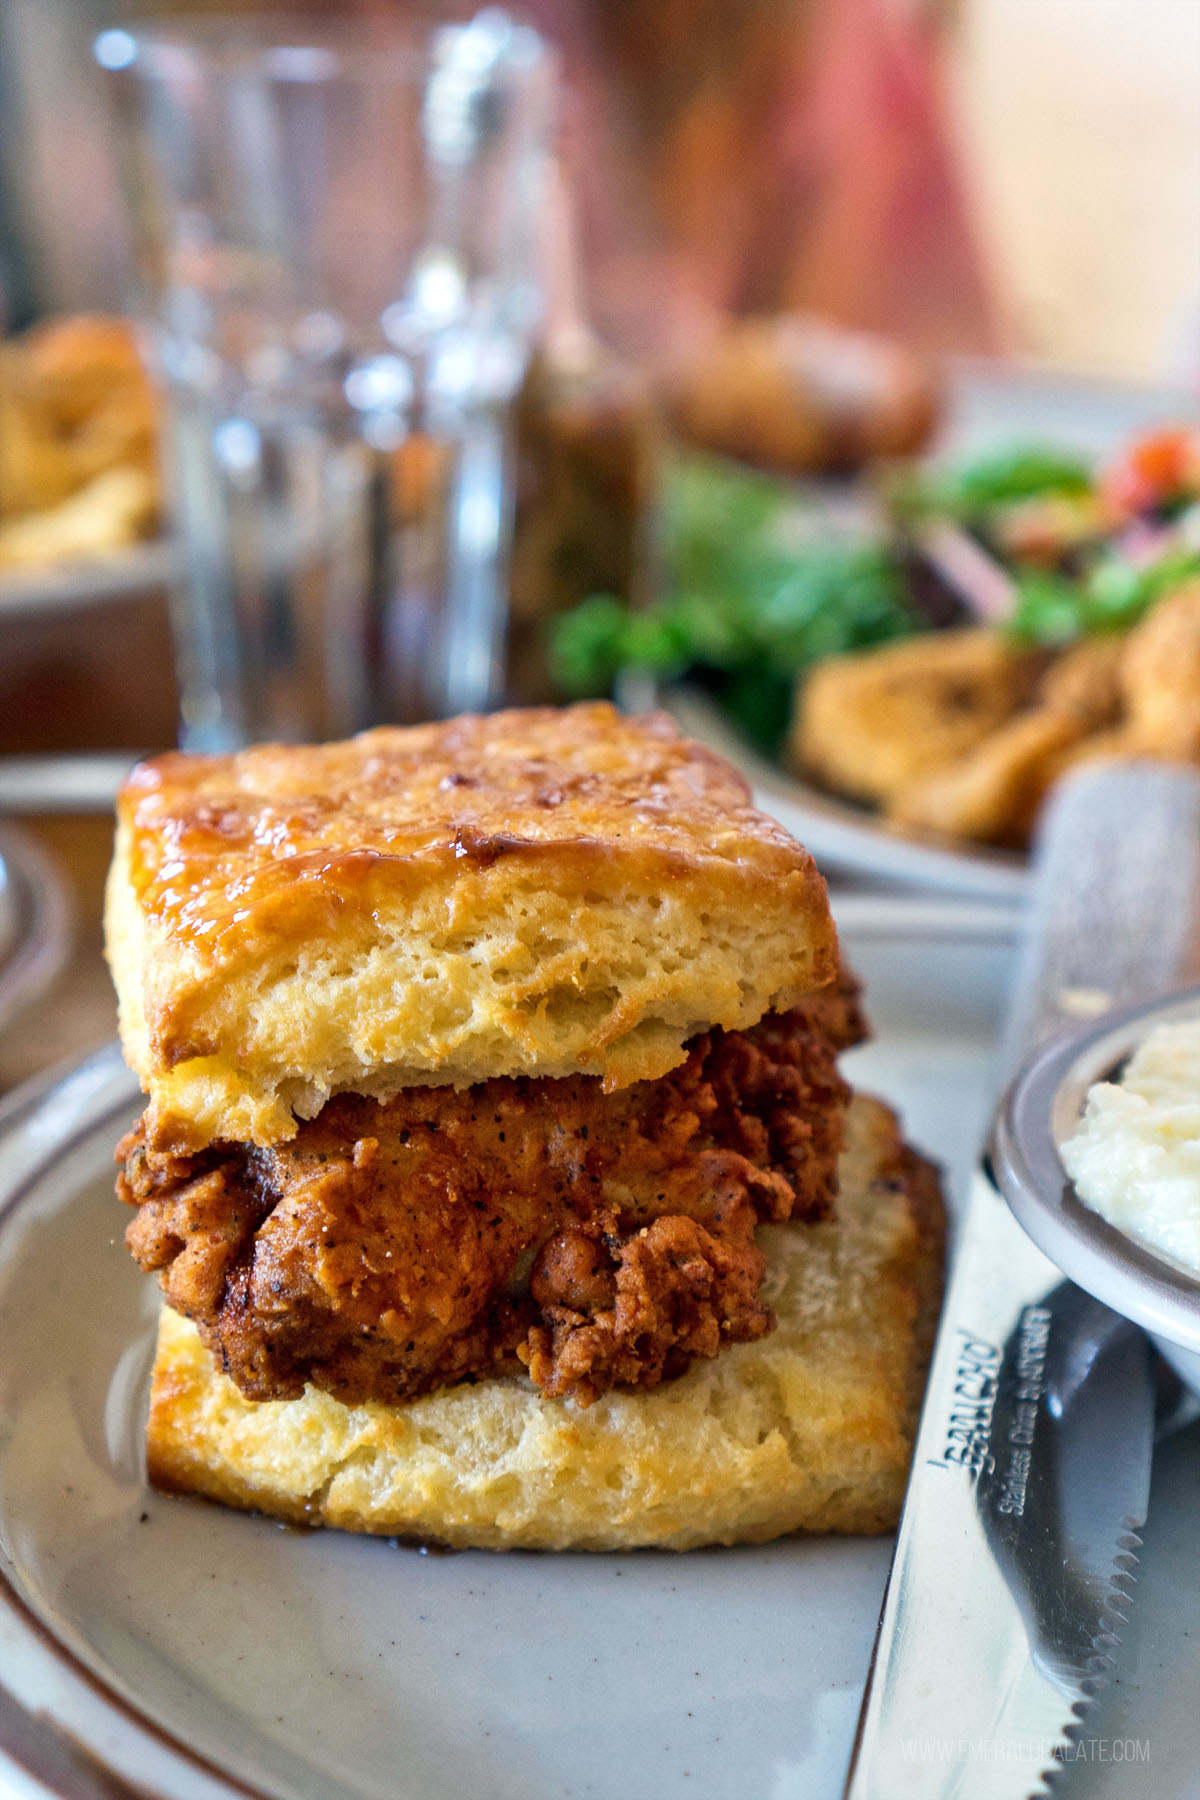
[845,760,1200,1800]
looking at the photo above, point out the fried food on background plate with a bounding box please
[1036,632,1127,728]
[885,707,1090,848]
[0,466,158,571]
[64,385,159,487]
[1118,581,1200,761]
[790,573,1200,849]
[884,633,1133,846]
[0,344,79,518]
[0,313,160,565]
[21,314,150,428]
[884,588,1200,846]
[791,629,1047,807]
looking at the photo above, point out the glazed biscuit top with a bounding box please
[120,704,818,946]
[106,704,838,1149]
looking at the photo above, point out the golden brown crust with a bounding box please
[118,703,816,948]
[106,704,837,1149]
[144,1092,945,1551]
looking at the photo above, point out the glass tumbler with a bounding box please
[98,13,555,750]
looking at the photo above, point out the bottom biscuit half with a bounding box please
[144,1092,944,1552]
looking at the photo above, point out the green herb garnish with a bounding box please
[1010,548,1200,645]
[550,456,918,753]
[896,443,1092,523]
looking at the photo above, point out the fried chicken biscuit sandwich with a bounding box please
[106,703,943,1550]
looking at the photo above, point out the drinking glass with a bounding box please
[97,12,555,750]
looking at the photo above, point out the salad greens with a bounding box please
[895,442,1093,520]
[550,456,919,752]
[1011,548,1200,646]
[550,428,1200,752]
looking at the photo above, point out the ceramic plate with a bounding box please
[0,901,1196,1800]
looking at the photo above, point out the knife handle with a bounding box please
[1000,759,1200,1081]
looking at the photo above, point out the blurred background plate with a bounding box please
[0,540,175,622]
[935,357,1197,460]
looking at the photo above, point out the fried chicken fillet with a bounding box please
[118,981,863,1409]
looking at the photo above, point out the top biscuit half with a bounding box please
[105,703,838,1151]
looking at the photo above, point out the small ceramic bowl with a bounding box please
[991,983,1200,1396]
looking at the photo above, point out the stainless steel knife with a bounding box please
[844,759,1200,1800]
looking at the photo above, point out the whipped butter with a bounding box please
[1061,1018,1200,1273]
